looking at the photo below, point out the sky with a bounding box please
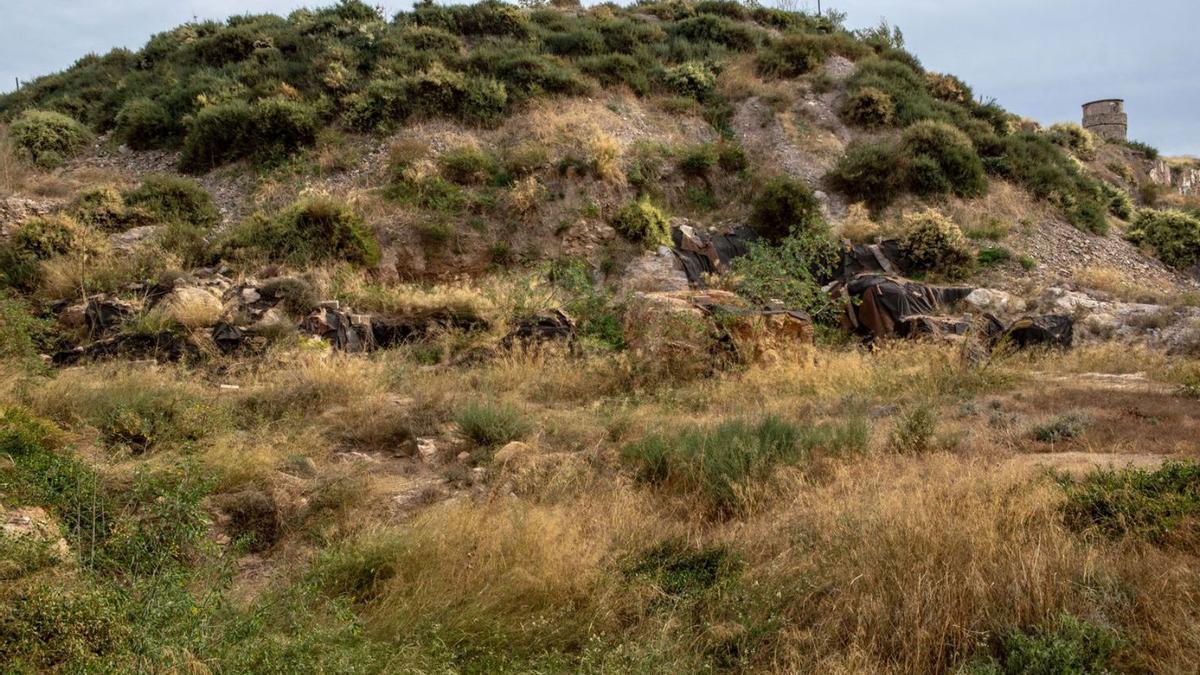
[1,0,1197,155]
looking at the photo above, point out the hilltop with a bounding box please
[3,1,1200,672]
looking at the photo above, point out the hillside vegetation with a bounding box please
[3,1,1200,673]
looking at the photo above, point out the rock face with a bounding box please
[623,290,814,370]
[0,506,71,566]
[0,197,58,238]
[964,288,1027,319]
[1150,158,1200,197]
[1037,286,1200,352]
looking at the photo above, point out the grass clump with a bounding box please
[1124,208,1200,270]
[624,540,736,599]
[224,196,379,267]
[1060,461,1200,546]
[0,293,52,370]
[8,109,91,168]
[1030,410,1091,443]
[611,198,670,247]
[623,416,864,515]
[897,208,975,280]
[455,401,532,448]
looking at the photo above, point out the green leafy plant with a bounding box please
[611,198,670,247]
[9,109,92,168]
[1125,208,1200,269]
[750,176,824,242]
[223,196,380,266]
[1059,462,1200,546]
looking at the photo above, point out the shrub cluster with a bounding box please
[9,109,91,168]
[830,122,986,210]
[179,97,321,173]
[1125,208,1200,269]
[223,196,380,266]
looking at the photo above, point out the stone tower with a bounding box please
[1081,99,1127,141]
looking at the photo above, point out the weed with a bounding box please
[455,401,532,448]
[1060,461,1200,545]
[1030,410,1091,443]
[890,404,936,453]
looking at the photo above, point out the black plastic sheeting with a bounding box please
[1001,315,1073,349]
[671,225,760,285]
[840,240,909,280]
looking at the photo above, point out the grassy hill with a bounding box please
[3,1,1200,672]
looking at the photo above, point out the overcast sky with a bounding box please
[2,0,1196,155]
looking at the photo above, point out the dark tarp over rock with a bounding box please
[1001,315,1073,349]
[502,309,576,348]
[841,275,974,340]
[670,224,760,285]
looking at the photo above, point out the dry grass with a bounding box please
[0,123,33,197]
[1072,266,1192,305]
[835,202,882,243]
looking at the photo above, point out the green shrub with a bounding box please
[1103,184,1134,220]
[984,132,1109,234]
[976,246,1011,266]
[845,57,934,126]
[677,143,718,177]
[750,176,823,242]
[578,54,650,95]
[828,141,905,211]
[0,583,130,670]
[1123,139,1158,160]
[842,86,894,128]
[671,14,760,51]
[1030,410,1091,443]
[124,175,220,228]
[1060,461,1200,545]
[733,233,839,323]
[9,109,92,168]
[68,186,142,231]
[757,33,825,78]
[611,198,670,247]
[467,45,590,101]
[1046,123,1095,160]
[898,208,974,279]
[454,401,531,448]
[224,196,380,266]
[890,404,936,453]
[971,613,1125,675]
[899,120,987,198]
[460,76,509,127]
[1125,208,1200,269]
[8,214,103,260]
[0,295,51,369]
[247,97,321,164]
[439,146,494,184]
[178,101,254,173]
[715,141,747,173]
[179,97,320,173]
[113,98,174,150]
[663,61,716,99]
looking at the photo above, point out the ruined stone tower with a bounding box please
[1081,99,1127,141]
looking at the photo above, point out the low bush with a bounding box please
[114,98,174,150]
[223,196,380,267]
[611,198,670,247]
[677,143,718,178]
[1123,139,1158,160]
[971,613,1125,674]
[841,86,894,128]
[898,208,974,279]
[124,175,220,228]
[733,232,839,323]
[828,141,905,211]
[976,246,1011,266]
[1029,410,1091,443]
[757,33,825,78]
[1046,123,1095,160]
[67,186,141,231]
[0,294,51,369]
[900,121,987,198]
[750,176,824,242]
[670,14,760,52]
[1124,208,1200,269]
[439,146,494,185]
[1060,461,1200,545]
[716,141,748,173]
[890,404,936,453]
[983,132,1109,234]
[455,401,531,448]
[9,109,92,168]
[179,97,321,173]
[663,61,716,99]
